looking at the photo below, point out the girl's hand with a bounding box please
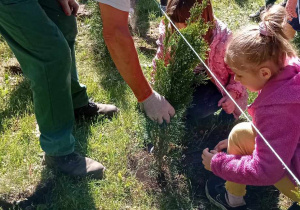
[202,148,218,171]
[218,91,237,114]
[214,139,228,152]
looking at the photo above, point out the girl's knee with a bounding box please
[228,122,256,155]
[229,122,253,138]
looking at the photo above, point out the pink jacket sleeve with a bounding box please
[211,105,299,186]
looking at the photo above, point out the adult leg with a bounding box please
[0,0,104,178]
[38,0,88,109]
[39,0,118,119]
[0,0,75,156]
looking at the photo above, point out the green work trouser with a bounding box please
[0,0,89,156]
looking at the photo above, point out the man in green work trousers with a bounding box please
[0,0,119,179]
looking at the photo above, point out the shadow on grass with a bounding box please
[0,119,101,210]
[0,79,33,134]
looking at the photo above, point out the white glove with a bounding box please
[140,90,175,124]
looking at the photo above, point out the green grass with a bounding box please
[0,0,296,209]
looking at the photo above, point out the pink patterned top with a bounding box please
[286,0,298,21]
[152,19,248,118]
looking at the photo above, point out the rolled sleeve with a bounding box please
[95,0,130,12]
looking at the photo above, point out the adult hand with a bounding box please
[214,139,228,152]
[202,148,217,171]
[218,91,236,114]
[140,90,175,124]
[57,0,79,16]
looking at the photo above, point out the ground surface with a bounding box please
[0,0,295,209]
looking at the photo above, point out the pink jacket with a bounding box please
[211,60,300,185]
[152,19,248,118]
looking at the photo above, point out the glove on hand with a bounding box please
[140,90,175,124]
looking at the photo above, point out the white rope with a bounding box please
[153,0,300,186]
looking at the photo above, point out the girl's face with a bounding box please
[232,66,272,92]
[175,22,187,29]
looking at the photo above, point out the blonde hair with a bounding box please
[225,5,297,73]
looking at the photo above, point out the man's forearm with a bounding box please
[104,30,152,102]
[99,3,152,102]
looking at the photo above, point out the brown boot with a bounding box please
[74,101,119,119]
[44,152,105,179]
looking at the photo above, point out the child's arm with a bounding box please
[210,105,300,186]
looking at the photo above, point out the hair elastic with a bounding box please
[259,22,269,36]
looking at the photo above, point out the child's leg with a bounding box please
[225,122,256,197]
[274,176,300,202]
[226,123,300,203]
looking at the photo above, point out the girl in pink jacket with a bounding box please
[202,5,300,210]
[152,0,248,123]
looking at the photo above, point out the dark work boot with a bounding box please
[74,101,119,120]
[44,152,105,179]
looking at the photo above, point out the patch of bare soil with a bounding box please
[128,150,160,191]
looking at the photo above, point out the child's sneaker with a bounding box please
[205,176,247,210]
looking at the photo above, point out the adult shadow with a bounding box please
[0,120,99,210]
[0,79,33,134]
[0,77,99,209]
